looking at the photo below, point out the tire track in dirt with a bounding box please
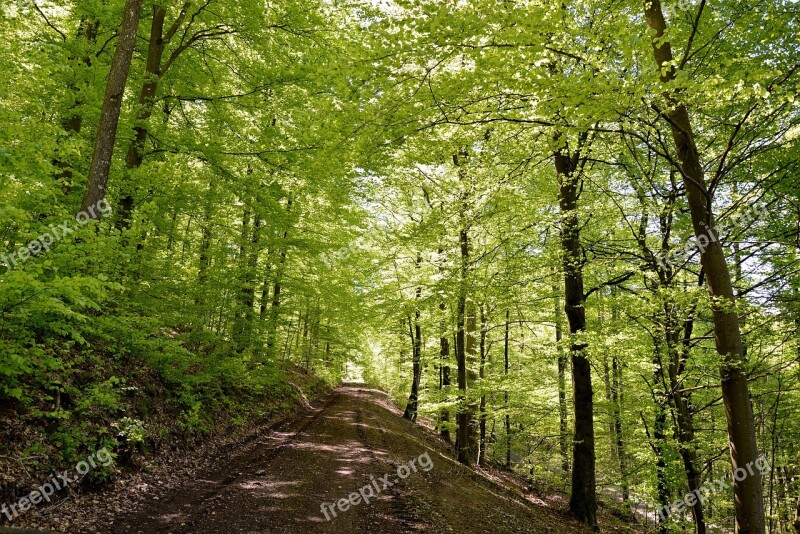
[111,390,343,533]
[102,385,598,533]
[353,403,424,532]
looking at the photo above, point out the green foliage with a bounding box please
[1,0,798,530]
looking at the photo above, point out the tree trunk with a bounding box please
[643,3,765,532]
[454,149,477,466]
[266,198,293,357]
[117,3,191,228]
[464,300,480,463]
[553,285,570,474]
[611,349,629,504]
[554,134,597,529]
[404,253,423,422]
[504,309,512,469]
[478,303,488,466]
[666,309,706,533]
[80,0,143,215]
[655,397,671,534]
[440,300,452,443]
[259,251,272,321]
[402,315,422,421]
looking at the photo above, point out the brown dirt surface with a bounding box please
[9,385,645,533]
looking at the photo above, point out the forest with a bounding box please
[1,0,799,533]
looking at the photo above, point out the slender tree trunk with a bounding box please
[655,400,671,534]
[440,301,452,443]
[478,304,488,466]
[456,279,470,463]
[232,202,252,350]
[553,284,570,474]
[647,346,672,534]
[554,134,597,528]
[464,300,480,462]
[601,303,617,464]
[609,289,629,506]
[793,495,800,533]
[267,198,293,357]
[117,3,191,228]
[259,250,272,321]
[611,349,629,504]
[454,240,478,464]
[301,312,310,370]
[643,3,765,531]
[454,149,478,466]
[80,0,143,215]
[404,254,423,422]
[192,181,214,329]
[666,311,706,533]
[504,309,512,469]
[238,209,261,353]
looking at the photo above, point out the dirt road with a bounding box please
[110,385,585,533]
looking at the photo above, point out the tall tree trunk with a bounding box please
[609,291,629,506]
[504,309,512,469]
[234,202,261,354]
[793,495,800,533]
[266,198,293,357]
[454,149,477,466]
[440,300,452,443]
[464,300,480,462]
[80,0,143,215]
[117,3,191,228]
[259,250,272,321]
[404,253,423,422]
[192,181,214,331]
[554,283,570,474]
[666,308,706,533]
[643,3,765,531]
[455,276,471,464]
[554,134,597,528]
[647,346,672,534]
[655,398,671,534]
[601,303,617,465]
[611,348,629,504]
[478,303,488,466]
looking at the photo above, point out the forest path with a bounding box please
[113,385,580,533]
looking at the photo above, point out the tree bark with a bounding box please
[478,303,488,466]
[80,0,143,215]
[266,198,293,357]
[554,134,597,529]
[404,253,423,422]
[440,300,452,443]
[666,307,706,533]
[504,309,512,469]
[608,292,629,506]
[643,3,765,532]
[117,3,191,228]
[654,398,671,534]
[454,149,478,466]
[554,283,570,474]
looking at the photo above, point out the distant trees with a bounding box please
[2,1,799,532]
